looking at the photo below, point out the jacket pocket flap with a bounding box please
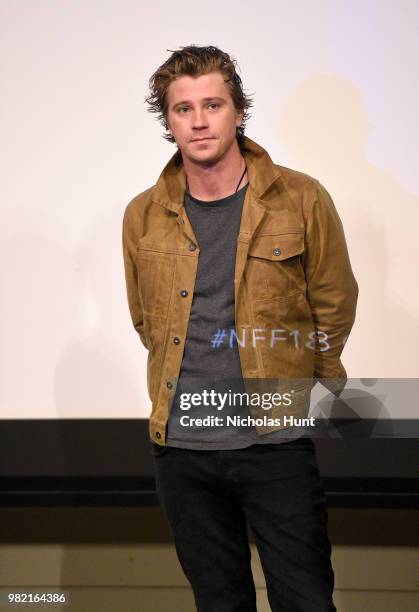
[248,231,304,261]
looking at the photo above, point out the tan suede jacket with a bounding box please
[122,136,358,445]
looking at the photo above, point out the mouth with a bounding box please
[191,137,213,142]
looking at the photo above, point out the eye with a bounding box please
[177,102,221,114]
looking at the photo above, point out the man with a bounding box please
[122,45,358,611]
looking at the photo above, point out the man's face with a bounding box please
[166,71,243,165]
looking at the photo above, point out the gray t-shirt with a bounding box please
[165,182,305,449]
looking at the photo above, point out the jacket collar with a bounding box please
[150,135,282,213]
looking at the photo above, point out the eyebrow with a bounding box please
[171,96,226,109]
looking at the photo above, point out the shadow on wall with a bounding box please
[278,74,419,377]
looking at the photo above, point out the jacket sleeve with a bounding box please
[302,180,358,394]
[122,203,149,351]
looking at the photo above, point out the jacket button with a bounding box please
[273,248,281,256]
[180,290,188,297]
[173,337,181,345]
[166,381,173,389]
[156,432,161,439]
[188,243,197,251]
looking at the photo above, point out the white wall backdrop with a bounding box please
[1,0,418,418]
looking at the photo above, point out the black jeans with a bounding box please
[151,438,337,612]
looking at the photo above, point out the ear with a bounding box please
[235,108,244,127]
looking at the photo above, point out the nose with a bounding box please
[191,109,209,129]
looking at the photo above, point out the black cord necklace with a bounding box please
[186,163,247,196]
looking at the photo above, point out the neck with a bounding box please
[183,141,248,201]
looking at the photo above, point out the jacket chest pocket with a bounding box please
[245,231,305,300]
[136,248,175,318]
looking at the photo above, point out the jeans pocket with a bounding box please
[279,436,315,453]
[150,441,170,457]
